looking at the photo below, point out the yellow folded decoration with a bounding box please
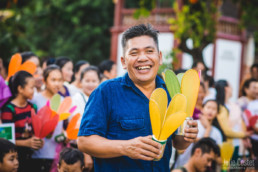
[159,111,187,141]
[220,141,234,171]
[181,69,200,117]
[149,89,187,141]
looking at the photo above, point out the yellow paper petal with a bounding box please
[59,112,71,121]
[57,97,72,114]
[159,111,187,140]
[181,69,200,117]
[149,99,161,139]
[165,94,187,122]
[7,53,22,81]
[150,88,168,126]
[220,141,234,162]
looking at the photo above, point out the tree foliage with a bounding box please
[0,0,114,65]
[238,0,258,60]
[168,0,217,65]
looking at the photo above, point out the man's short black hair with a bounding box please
[0,138,17,163]
[59,148,84,168]
[98,60,115,74]
[121,23,159,54]
[191,138,220,156]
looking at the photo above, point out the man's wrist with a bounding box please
[117,140,127,157]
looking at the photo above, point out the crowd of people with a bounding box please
[171,61,258,172]
[0,53,117,172]
[0,23,257,172]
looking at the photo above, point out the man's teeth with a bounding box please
[137,66,151,70]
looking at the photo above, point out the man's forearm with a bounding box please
[172,135,191,150]
[77,135,126,158]
[77,135,162,160]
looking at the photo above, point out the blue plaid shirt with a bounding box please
[78,73,175,172]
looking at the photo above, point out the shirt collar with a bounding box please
[121,72,166,89]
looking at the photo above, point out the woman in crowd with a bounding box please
[30,65,64,172]
[72,66,101,116]
[55,57,73,97]
[1,71,44,172]
[237,78,257,111]
[70,60,89,95]
[98,60,117,82]
[21,52,44,93]
[215,80,251,161]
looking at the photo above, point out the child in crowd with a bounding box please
[72,66,101,115]
[58,148,85,172]
[30,64,64,172]
[198,100,223,144]
[1,71,44,172]
[21,52,43,93]
[0,138,19,172]
[70,60,89,95]
[174,99,223,169]
[55,57,73,97]
[98,60,117,82]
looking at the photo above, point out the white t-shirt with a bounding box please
[174,120,223,168]
[67,84,82,97]
[71,91,88,118]
[31,93,64,159]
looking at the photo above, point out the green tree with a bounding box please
[133,0,217,67]
[168,0,217,66]
[0,0,114,65]
[238,0,258,62]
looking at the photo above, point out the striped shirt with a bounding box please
[1,102,37,139]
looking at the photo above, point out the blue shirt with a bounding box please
[78,73,175,172]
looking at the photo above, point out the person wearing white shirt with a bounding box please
[72,66,101,116]
[70,60,89,96]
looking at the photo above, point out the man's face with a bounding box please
[193,149,215,172]
[121,35,162,86]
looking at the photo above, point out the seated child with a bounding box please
[58,148,85,172]
[0,138,19,172]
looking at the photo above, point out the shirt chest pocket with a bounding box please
[118,118,146,139]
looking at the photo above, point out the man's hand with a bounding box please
[122,135,162,161]
[184,120,198,143]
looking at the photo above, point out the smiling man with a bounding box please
[77,24,198,172]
